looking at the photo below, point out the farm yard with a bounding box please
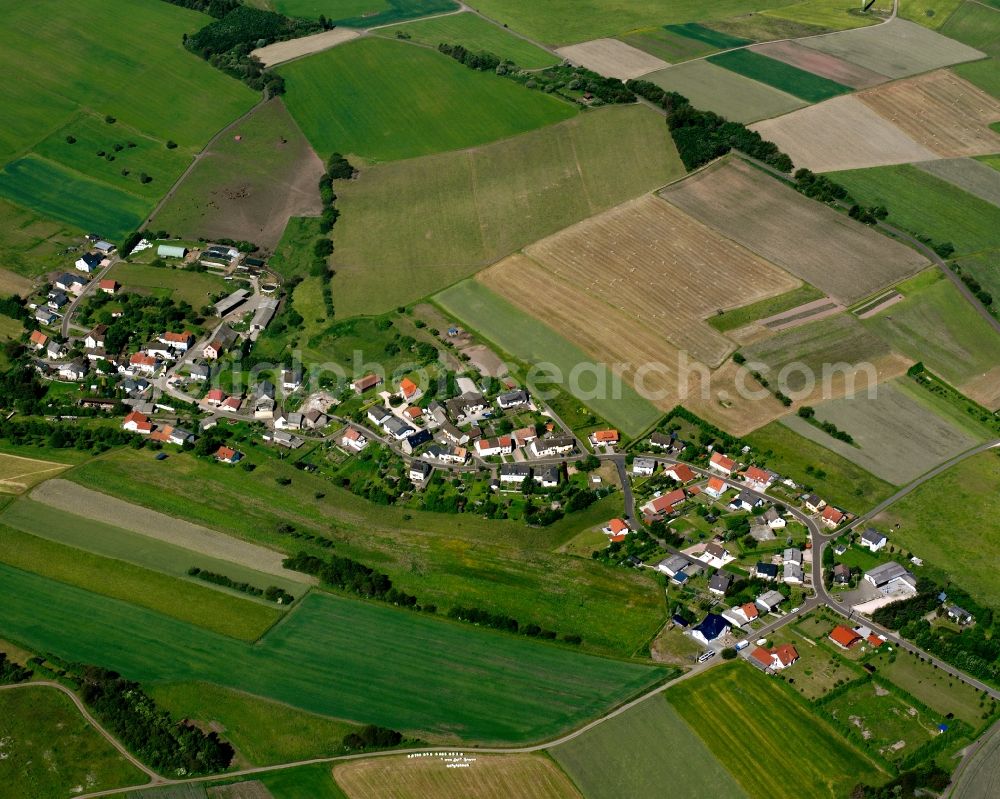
[750,95,936,172]
[0,567,667,745]
[668,663,885,799]
[707,48,852,102]
[555,38,669,79]
[858,270,1000,408]
[829,164,1000,258]
[749,40,889,88]
[277,37,575,162]
[875,451,1000,611]
[798,17,985,77]
[68,448,668,658]
[149,99,325,249]
[0,685,145,799]
[660,158,929,304]
[917,157,1000,207]
[550,696,748,799]
[644,60,806,123]
[515,194,801,367]
[334,754,581,799]
[779,378,987,484]
[0,452,67,494]
[375,12,561,68]
[328,105,683,315]
[856,70,1000,158]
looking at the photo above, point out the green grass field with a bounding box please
[0,199,84,278]
[275,0,457,27]
[898,0,966,28]
[0,156,148,242]
[329,104,683,315]
[708,48,852,102]
[939,0,1000,52]
[256,764,348,799]
[708,284,825,332]
[778,627,866,700]
[550,694,748,799]
[829,164,1000,259]
[104,261,229,307]
[0,497,307,596]
[467,0,799,46]
[68,448,667,659]
[270,216,324,280]
[954,56,1000,99]
[665,22,755,48]
[0,567,666,744]
[748,420,895,510]
[376,12,560,68]
[620,26,722,63]
[0,522,282,641]
[875,451,1000,611]
[868,649,990,728]
[149,682,358,766]
[0,685,145,799]
[861,270,1000,396]
[279,37,575,163]
[706,13,832,40]
[668,663,885,799]
[436,280,661,435]
[763,0,881,30]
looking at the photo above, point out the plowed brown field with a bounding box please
[750,41,889,89]
[857,70,1000,158]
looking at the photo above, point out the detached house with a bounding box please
[341,427,368,451]
[859,528,887,552]
[122,410,152,434]
[352,373,382,394]
[829,625,862,650]
[590,429,619,447]
[730,489,764,512]
[215,446,242,464]
[496,389,528,410]
[642,488,686,518]
[803,494,827,513]
[475,436,512,458]
[750,643,799,672]
[708,571,733,596]
[704,475,728,499]
[743,466,775,492]
[691,614,730,646]
[534,465,559,488]
[530,435,575,458]
[281,367,303,392]
[399,377,419,401]
[632,457,656,476]
[160,331,194,352]
[821,505,846,528]
[664,463,695,484]
[709,451,735,476]
[203,326,237,360]
[603,518,629,543]
[699,541,733,569]
[29,330,48,351]
[499,463,530,485]
[75,252,104,273]
[409,460,432,483]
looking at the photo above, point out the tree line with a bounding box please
[283,551,420,608]
[797,406,854,444]
[187,567,294,604]
[446,605,580,643]
[0,652,32,684]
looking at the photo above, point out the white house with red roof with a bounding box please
[205,388,226,407]
[399,377,419,401]
[705,475,729,499]
[474,436,512,457]
[602,518,629,542]
[128,352,160,375]
[160,331,195,352]
[590,429,619,447]
[122,411,152,435]
[733,602,759,625]
[750,643,799,672]
[341,427,367,451]
[742,466,775,492]
[215,445,242,464]
[220,395,242,413]
[821,505,846,528]
[709,451,735,476]
[641,488,686,518]
[664,463,696,484]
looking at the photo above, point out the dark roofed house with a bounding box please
[947,605,974,625]
[754,562,779,581]
[691,614,731,646]
[497,389,529,409]
[402,428,432,454]
[708,571,733,596]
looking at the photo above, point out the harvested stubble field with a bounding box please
[555,38,668,79]
[516,194,801,367]
[856,70,1000,157]
[0,452,67,493]
[780,379,985,484]
[660,158,929,304]
[149,99,325,249]
[329,105,683,315]
[751,95,937,172]
[644,60,806,123]
[799,17,985,78]
[749,40,889,88]
[30,479,307,582]
[251,27,360,67]
[916,157,1000,206]
[550,694,748,799]
[334,754,582,799]
[0,268,35,296]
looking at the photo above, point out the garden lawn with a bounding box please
[0,568,667,745]
[0,156,147,242]
[550,694,747,799]
[0,523,282,641]
[278,37,575,162]
[0,686,145,799]
[435,280,661,435]
[747,420,895,511]
[709,48,852,101]
[376,12,559,68]
[874,451,1000,611]
[828,164,1000,258]
[149,682,358,766]
[668,663,885,799]
[104,261,229,308]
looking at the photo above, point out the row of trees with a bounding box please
[626,80,792,172]
[0,652,32,684]
[797,406,854,444]
[283,551,420,608]
[446,605,580,643]
[438,43,501,72]
[187,567,294,604]
[0,417,135,450]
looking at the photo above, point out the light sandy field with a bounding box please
[644,60,806,123]
[962,367,1000,411]
[660,158,929,304]
[334,754,582,799]
[0,452,67,494]
[251,27,361,67]
[519,194,800,367]
[779,379,984,484]
[915,158,1000,207]
[749,40,889,89]
[30,479,313,582]
[750,95,937,172]
[208,782,273,799]
[857,70,1000,158]
[556,38,669,79]
[799,18,985,78]
[0,267,33,296]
